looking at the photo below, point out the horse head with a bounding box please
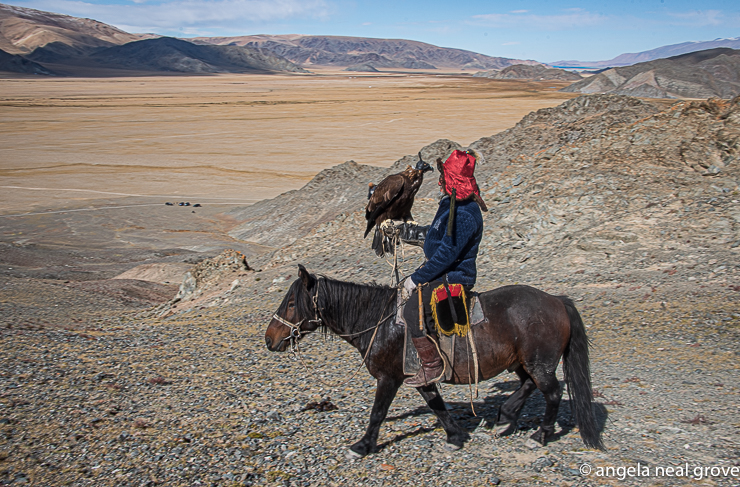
[265,264,323,352]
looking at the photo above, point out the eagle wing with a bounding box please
[364,174,406,238]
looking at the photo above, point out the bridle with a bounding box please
[271,281,323,353]
[270,277,401,387]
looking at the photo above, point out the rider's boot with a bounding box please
[404,336,445,387]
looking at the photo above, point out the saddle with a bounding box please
[396,291,487,380]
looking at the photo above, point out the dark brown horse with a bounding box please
[265,265,603,456]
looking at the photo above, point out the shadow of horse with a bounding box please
[379,380,609,450]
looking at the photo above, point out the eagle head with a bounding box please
[415,159,433,173]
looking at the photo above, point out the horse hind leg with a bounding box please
[494,366,537,436]
[528,370,562,446]
[417,384,468,450]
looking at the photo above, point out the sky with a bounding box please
[7,0,740,62]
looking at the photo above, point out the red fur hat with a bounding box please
[439,149,481,200]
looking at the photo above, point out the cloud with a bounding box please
[18,0,330,33]
[501,41,520,46]
[471,9,607,30]
[666,10,724,27]
[509,10,527,14]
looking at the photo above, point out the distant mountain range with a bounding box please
[190,34,539,71]
[561,48,740,99]
[0,3,308,75]
[0,3,539,76]
[552,37,740,68]
[1,0,739,90]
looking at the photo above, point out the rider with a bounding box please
[402,148,487,387]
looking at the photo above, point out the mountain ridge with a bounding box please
[0,3,147,55]
[552,37,740,68]
[191,34,540,70]
[561,48,740,99]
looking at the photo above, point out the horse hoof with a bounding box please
[494,422,516,437]
[345,448,364,460]
[443,442,462,451]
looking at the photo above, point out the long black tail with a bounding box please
[560,296,604,450]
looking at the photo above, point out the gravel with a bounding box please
[0,272,738,486]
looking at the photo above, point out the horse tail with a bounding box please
[559,296,604,450]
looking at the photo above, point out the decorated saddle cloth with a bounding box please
[397,290,487,379]
[431,283,469,337]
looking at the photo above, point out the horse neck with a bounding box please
[316,278,395,350]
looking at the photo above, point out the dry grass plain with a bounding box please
[0,70,575,216]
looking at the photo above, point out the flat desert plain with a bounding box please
[0,71,575,218]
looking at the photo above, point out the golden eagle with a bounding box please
[364,153,432,257]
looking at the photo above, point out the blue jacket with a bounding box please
[410,196,483,287]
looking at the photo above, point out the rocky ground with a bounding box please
[1,94,739,486]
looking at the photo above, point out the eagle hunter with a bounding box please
[364,153,433,254]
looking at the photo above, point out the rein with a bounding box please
[272,279,399,388]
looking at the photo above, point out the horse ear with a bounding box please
[298,264,315,290]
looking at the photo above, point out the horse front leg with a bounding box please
[348,376,401,458]
[417,384,469,450]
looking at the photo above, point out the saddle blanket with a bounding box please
[397,291,487,378]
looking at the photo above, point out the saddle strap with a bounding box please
[467,329,479,399]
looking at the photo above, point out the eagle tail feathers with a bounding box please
[371,227,385,257]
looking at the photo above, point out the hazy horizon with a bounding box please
[3,0,739,63]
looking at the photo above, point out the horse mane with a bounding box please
[317,276,395,326]
[283,275,397,350]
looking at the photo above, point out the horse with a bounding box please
[264,265,603,456]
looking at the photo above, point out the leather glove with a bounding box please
[402,276,416,299]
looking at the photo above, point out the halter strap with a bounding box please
[272,281,324,351]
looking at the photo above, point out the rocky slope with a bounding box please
[192,35,540,70]
[561,48,740,99]
[227,95,667,249]
[474,64,582,81]
[223,95,738,295]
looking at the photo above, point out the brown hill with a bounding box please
[0,5,306,76]
[0,46,53,74]
[474,64,581,81]
[22,36,308,75]
[561,48,740,99]
[192,34,539,70]
[0,3,144,55]
[83,37,308,74]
